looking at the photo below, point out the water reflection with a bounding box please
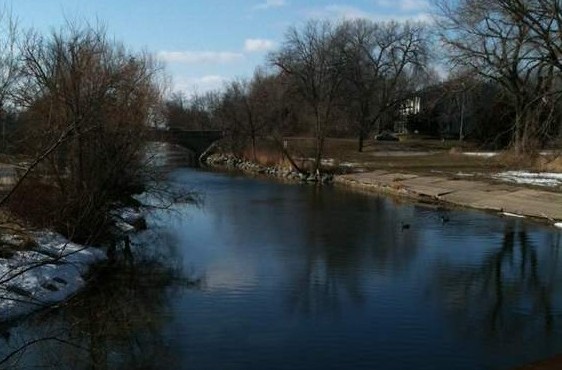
[2,164,562,369]
[285,190,424,316]
[436,221,562,340]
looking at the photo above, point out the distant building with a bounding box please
[396,96,421,133]
[396,83,472,138]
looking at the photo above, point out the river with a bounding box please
[1,150,562,369]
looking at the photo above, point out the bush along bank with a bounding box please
[205,153,334,184]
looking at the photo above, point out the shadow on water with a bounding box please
[286,187,370,316]
[284,187,423,317]
[0,230,203,370]
[436,220,562,342]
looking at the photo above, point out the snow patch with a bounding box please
[463,152,498,158]
[319,158,364,169]
[0,232,106,322]
[493,171,562,187]
[501,212,526,218]
[111,207,144,234]
[340,162,363,168]
[455,172,476,177]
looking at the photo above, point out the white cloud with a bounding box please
[244,38,275,52]
[158,51,244,65]
[376,0,430,11]
[253,0,286,10]
[324,5,372,20]
[173,75,229,96]
[306,4,431,23]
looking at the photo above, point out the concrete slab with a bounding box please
[399,177,458,197]
[477,190,562,220]
[441,189,513,209]
[337,170,562,222]
[375,173,419,186]
[342,171,418,188]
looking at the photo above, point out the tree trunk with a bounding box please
[314,135,324,176]
[358,131,364,153]
[358,123,368,152]
[459,91,465,142]
[513,110,524,155]
[251,132,257,161]
[313,107,322,175]
[273,135,304,174]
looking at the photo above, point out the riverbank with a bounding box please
[335,170,562,226]
[0,207,146,323]
[205,150,562,226]
[207,135,562,226]
[0,232,106,322]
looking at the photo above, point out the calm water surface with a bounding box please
[2,159,562,369]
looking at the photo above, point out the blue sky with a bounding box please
[7,0,431,96]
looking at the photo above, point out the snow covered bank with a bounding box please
[492,171,562,188]
[0,232,106,322]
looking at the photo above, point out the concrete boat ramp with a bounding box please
[336,170,562,223]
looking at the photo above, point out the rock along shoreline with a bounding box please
[204,153,334,184]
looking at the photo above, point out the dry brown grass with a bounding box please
[537,154,562,172]
[494,150,562,173]
[0,208,38,257]
[495,150,538,169]
[235,136,561,177]
[281,137,500,174]
[241,147,289,168]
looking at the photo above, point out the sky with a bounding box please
[5,0,432,97]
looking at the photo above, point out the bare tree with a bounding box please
[165,91,190,129]
[0,10,19,153]
[436,0,562,153]
[217,71,276,160]
[338,19,429,151]
[496,1,562,73]
[270,20,345,174]
[11,23,163,240]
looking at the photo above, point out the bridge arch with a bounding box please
[150,129,223,161]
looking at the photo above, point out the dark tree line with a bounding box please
[436,0,562,153]
[168,4,562,170]
[168,19,433,173]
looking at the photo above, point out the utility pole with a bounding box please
[1,105,5,153]
[459,84,465,142]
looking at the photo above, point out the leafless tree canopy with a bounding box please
[163,5,562,168]
[0,22,164,241]
[337,19,430,151]
[436,0,562,153]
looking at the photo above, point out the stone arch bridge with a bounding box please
[150,129,223,159]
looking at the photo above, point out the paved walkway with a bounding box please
[336,170,562,222]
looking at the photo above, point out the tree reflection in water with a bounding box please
[0,234,202,370]
[286,189,422,316]
[437,221,562,339]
